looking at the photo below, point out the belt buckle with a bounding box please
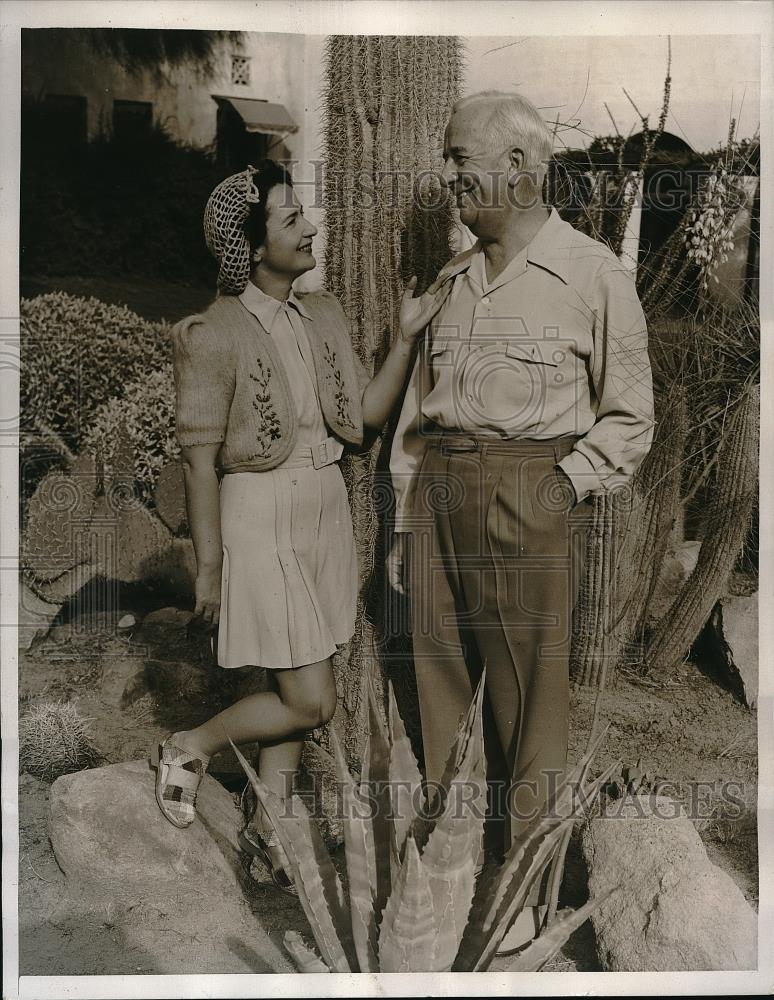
[312,438,330,469]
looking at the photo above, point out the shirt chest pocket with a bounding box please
[459,340,564,432]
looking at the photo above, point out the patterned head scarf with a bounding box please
[203,165,262,295]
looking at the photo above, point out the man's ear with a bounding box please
[507,146,525,186]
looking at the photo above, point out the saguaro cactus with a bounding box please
[644,383,758,674]
[571,382,688,686]
[321,35,463,760]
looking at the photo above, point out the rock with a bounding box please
[117,613,137,631]
[134,606,194,645]
[18,581,62,650]
[704,594,758,708]
[648,540,701,623]
[46,759,292,974]
[582,795,757,971]
[100,656,148,708]
[133,605,212,665]
[49,759,245,904]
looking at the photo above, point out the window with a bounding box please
[42,94,87,146]
[113,100,153,142]
[231,55,251,86]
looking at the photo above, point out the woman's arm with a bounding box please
[361,275,451,430]
[181,443,223,628]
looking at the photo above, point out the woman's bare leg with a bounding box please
[173,657,337,758]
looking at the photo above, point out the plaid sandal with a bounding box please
[240,824,297,897]
[151,735,210,829]
[238,782,297,896]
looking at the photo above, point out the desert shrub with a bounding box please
[19,701,102,782]
[21,292,170,449]
[83,364,179,502]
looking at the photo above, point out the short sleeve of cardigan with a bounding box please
[171,315,236,447]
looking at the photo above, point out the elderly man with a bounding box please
[388,90,654,949]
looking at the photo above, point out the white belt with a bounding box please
[281,436,342,470]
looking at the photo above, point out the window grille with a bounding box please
[231,55,250,86]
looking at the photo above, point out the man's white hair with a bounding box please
[453,91,554,180]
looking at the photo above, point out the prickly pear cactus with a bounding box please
[22,421,194,611]
[24,453,99,582]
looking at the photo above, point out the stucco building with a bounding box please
[21,29,308,170]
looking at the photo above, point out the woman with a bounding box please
[151,161,449,892]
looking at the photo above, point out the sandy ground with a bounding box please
[16,594,758,976]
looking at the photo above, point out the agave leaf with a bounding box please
[363,676,396,923]
[411,671,488,851]
[329,729,380,973]
[463,818,572,971]
[456,757,620,972]
[387,681,424,859]
[420,755,487,971]
[284,930,331,973]
[504,893,612,972]
[476,756,620,937]
[377,836,438,972]
[418,681,487,971]
[231,741,353,973]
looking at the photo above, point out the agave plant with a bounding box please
[233,674,616,973]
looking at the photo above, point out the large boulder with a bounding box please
[582,795,757,971]
[46,759,294,974]
[49,759,244,903]
[704,594,758,708]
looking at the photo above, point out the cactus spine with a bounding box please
[321,35,462,759]
[644,384,758,674]
[572,382,688,686]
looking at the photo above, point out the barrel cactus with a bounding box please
[233,675,615,973]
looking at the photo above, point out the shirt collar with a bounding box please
[438,207,571,290]
[239,281,312,330]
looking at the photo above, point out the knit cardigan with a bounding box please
[171,291,370,471]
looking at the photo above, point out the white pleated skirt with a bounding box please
[217,465,358,669]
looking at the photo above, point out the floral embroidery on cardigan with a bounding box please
[249,359,282,457]
[323,342,355,430]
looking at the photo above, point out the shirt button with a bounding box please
[481,296,490,304]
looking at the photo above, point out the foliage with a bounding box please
[19,701,102,782]
[81,28,243,80]
[561,50,760,685]
[21,110,222,287]
[233,675,615,973]
[83,365,180,504]
[21,293,170,451]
